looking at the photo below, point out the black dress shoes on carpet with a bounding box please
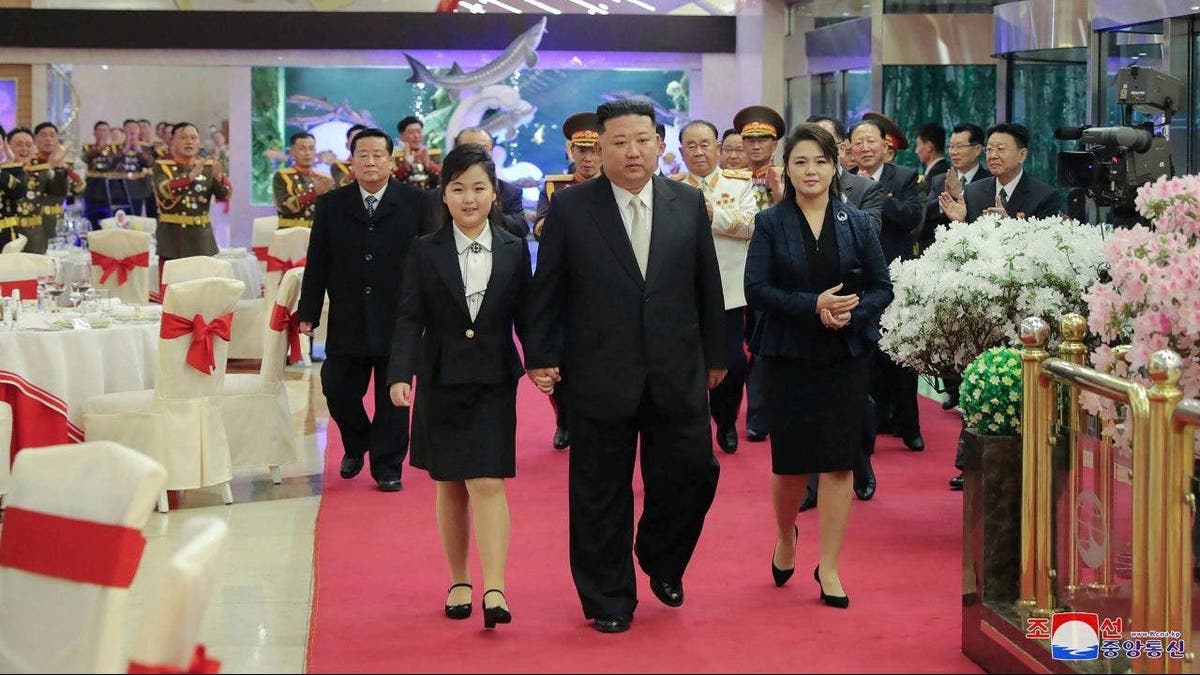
[949,472,964,490]
[814,565,849,609]
[444,583,472,620]
[592,616,631,633]
[649,578,684,607]
[903,435,925,451]
[941,393,959,410]
[377,477,402,492]
[552,426,571,451]
[746,429,768,442]
[717,426,738,454]
[339,455,364,479]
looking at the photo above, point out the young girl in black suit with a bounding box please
[387,143,531,629]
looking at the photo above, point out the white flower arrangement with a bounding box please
[880,214,1105,377]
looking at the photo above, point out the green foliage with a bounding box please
[960,347,1024,437]
[251,67,284,206]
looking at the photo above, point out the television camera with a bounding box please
[1054,66,1181,224]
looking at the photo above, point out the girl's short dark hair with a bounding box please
[781,122,843,204]
[437,143,504,231]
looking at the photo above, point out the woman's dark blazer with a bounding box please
[744,198,894,361]
[387,221,531,387]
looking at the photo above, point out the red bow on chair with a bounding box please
[266,255,306,273]
[128,645,221,674]
[251,246,269,262]
[0,279,36,298]
[160,312,234,375]
[92,250,150,285]
[269,303,302,365]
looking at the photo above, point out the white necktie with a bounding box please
[628,195,649,279]
[463,241,487,321]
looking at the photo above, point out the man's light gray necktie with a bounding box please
[364,194,378,218]
[628,195,649,278]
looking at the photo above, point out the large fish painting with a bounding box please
[404,17,547,99]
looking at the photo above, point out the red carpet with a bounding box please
[307,382,982,673]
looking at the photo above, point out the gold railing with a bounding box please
[1019,314,1195,674]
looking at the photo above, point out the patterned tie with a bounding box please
[628,195,650,279]
[364,194,378,218]
[998,187,1009,211]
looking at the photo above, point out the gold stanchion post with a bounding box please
[1059,314,1088,595]
[1019,317,1051,611]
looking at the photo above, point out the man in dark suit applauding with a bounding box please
[939,122,1061,224]
[452,127,530,238]
[298,128,430,492]
[525,99,727,634]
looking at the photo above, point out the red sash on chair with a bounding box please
[265,255,306,274]
[0,279,36,298]
[159,312,234,375]
[0,507,145,587]
[268,303,302,365]
[128,645,221,674]
[251,246,269,262]
[92,250,150,285]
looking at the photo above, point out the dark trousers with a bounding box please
[321,354,409,480]
[873,348,921,439]
[709,307,748,430]
[550,384,570,431]
[569,388,720,620]
[745,310,770,434]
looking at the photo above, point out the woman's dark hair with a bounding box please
[437,143,503,231]
[781,122,842,204]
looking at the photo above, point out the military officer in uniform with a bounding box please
[531,111,603,451]
[109,119,155,217]
[0,138,24,249]
[82,120,117,228]
[274,131,334,228]
[673,120,757,454]
[23,124,78,254]
[152,122,230,265]
[534,111,602,239]
[392,116,440,191]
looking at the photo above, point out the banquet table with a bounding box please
[0,309,159,461]
[52,247,264,301]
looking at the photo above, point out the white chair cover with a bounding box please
[0,401,10,504]
[3,253,54,280]
[127,517,228,673]
[160,256,234,286]
[251,216,278,277]
[263,227,309,311]
[82,278,245,493]
[87,229,152,306]
[223,268,303,473]
[99,214,156,233]
[0,442,166,674]
[229,228,307,361]
[1,234,27,253]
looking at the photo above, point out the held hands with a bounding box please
[937,190,967,223]
[816,282,859,315]
[526,366,561,394]
[298,321,314,337]
[389,382,413,408]
[707,368,727,390]
[821,308,852,330]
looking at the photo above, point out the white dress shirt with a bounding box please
[611,179,654,239]
[868,164,886,182]
[996,170,1023,204]
[958,164,981,184]
[358,183,388,212]
[453,224,492,322]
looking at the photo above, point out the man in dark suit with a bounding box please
[298,128,430,492]
[850,115,925,453]
[525,99,726,634]
[939,122,1062,225]
[452,127,529,238]
[914,122,950,194]
[808,116,885,229]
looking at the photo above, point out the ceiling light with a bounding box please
[520,0,561,13]
[100,64,109,70]
[481,0,522,12]
[625,0,656,10]
[1131,55,1140,59]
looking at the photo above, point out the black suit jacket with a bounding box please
[298,179,430,358]
[921,157,950,189]
[387,223,530,387]
[745,200,893,361]
[869,163,922,263]
[497,179,530,238]
[524,174,726,421]
[839,170,885,231]
[964,172,1061,223]
[920,163,991,245]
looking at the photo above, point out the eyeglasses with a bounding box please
[947,143,980,151]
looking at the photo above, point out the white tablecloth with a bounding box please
[0,312,158,454]
[51,248,264,300]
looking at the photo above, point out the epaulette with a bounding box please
[428,147,442,157]
[0,162,22,169]
[670,172,687,181]
[280,167,296,174]
[544,174,575,183]
[722,168,753,180]
[156,158,176,165]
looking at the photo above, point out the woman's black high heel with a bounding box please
[445,583,472,620]
[813,565,849,608]
[482,589,512,629]
[771,525,799,587]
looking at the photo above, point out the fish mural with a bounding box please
[286,94,378,130]
[404,17,547,99]
[599,91,688,127]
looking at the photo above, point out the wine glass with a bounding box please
[70,264,91,307]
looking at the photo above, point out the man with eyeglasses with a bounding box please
[718,129,746,170]
[919,122,991,248]
[938,122,1060,224]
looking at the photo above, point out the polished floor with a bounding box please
[124,362,329,674]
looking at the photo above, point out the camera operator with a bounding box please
[939,123,1060,223]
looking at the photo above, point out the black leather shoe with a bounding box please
[552,426,571,451]
[649,578,684,607]
[339,455,364,479]
[941,394,958,410]
[814,565,849,609]
[853,460,877,501]
[903,435,925,451]
[482,589,512,629]
[445,583,472,620]
[717,426,738,454]
[592,616,631,633]
[377,477,402,492]
[772,525,798,587]
[746,429,768,442]
[949,472,964,491]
